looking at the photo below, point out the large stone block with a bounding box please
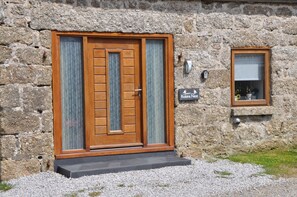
[275,7,292,17]
[282,18,297,35]
[0,110,40,134]
[154,1,200,13]
[243,5,273,16]
[23,86,52,112]
[232,106,274,116]
[288,35,297,46]
[18,133,53,159]
[99,0,124,9]
[0,5,4,24]
[0,159,40,181]
[34,66,52,86]
[175,126,191,149]
[190,125,221,146]
[270,60,295,80]
[280,120,297,134]
[251,139,289,152]
[8,66,36,84]
[16,47,45,65]
[207,13,234,30]
[40,30,51,49]
[0,66,10,85]
[175,34,208,49]
[263,16,282,31]
[90,0,101,8]
[204,107,230,123]
[0,135,17,159]
[220,122,237,145]
[204,69,230,89]
[5,0,27,4]
[199,89,221,106]
[196,15,211,32]
[175,105,205,126]
[233,122,268,144]
[0,45,11,63]
[174,67,204,87]
[0,85,20,108]
[272,46,297,61]
[139,1,151,10]
[229,29,278,47]
[6,65,52,85]
[0,27,34,45]
[29,2,183,34]
[272,79,297,95]
[41,111,53,132]
[233,16,251,29]
[219,88,231,107]
[175,124,230,157]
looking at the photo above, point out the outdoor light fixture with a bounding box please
[184,59,192,74]
[233,117,241,124]
[201,70,209,79]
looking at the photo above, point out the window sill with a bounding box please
[231,106,274,116]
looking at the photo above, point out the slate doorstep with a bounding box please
[55,151,191,178]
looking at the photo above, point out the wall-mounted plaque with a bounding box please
[178,88,199,101]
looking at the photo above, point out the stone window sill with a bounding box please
[231,106,274,116]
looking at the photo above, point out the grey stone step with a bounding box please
[55,151,191,178]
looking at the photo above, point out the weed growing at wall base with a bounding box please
[0,182,13,191]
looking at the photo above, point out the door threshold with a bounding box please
[55,145,174,159]
[90,142,143,149]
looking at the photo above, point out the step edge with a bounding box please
[59,159,191,175]
[69,161,191,178]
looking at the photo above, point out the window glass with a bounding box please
[146,40,166,144]
[108,52,121,131]
[60,37,85,150]
[234,54,265,101]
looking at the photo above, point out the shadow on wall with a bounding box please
[36,0,297,17]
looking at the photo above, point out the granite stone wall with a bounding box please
[0,0,297,180]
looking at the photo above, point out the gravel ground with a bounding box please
[1,159,296,197]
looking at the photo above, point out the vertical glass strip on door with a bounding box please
[108,53,121,131]
[60,37,85,150]
[146,40,166,144]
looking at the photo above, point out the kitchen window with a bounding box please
[231,48,270,106]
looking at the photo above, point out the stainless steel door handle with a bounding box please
[134,88,142,97]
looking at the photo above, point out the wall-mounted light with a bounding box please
[201,70,209,79]
[184,59,192,74]
[233,117,241,124]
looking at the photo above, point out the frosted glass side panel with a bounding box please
[146,40,165,144]
[60,37,85,150]
[108,53,121,131]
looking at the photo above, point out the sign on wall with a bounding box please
[178,88,199,101]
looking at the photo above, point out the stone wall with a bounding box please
[1,0,297,180]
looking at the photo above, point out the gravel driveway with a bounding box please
[1,159,296,197]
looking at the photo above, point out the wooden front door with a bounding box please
[87,38,142,149]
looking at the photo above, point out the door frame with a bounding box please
[52,32,174,159]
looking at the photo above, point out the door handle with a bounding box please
[134,88,142,97]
